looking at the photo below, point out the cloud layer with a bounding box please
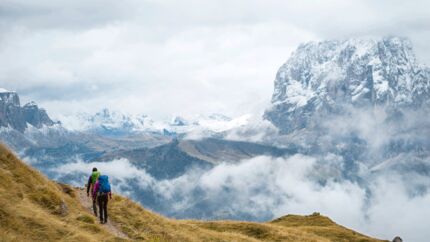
[50,154,430,242]
[1,0,429,118]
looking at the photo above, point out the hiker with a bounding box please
[86,167,101,216]
[93,175,112,224]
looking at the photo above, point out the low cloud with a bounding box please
[52,154,430,242]
[53,158,155,193]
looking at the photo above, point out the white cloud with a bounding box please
[1,0,428,118]
[52,154,430,241]
[56,158,155,189]
[365,176,430,242]
[163,155,430,241]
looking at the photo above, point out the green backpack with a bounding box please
[91,171,101,184]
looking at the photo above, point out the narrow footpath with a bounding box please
[77,188,129,240]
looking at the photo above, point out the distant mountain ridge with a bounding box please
[59,108,251,137]
[265,36,430,133]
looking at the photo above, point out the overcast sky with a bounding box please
[1,0,429,119]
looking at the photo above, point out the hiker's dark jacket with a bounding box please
[86,176,92,194]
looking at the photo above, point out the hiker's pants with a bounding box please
[90,184,97,216]
[98,193,109,222]
[92,197,97,216]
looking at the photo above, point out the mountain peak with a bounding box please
[23,101,38,107]
[0,90,55,132]
[265,36,430,133]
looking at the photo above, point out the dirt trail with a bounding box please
[77,188,129,240]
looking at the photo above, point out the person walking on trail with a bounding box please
[86,167,101,216]
[93,175,112,224]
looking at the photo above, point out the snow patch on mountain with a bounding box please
[0,88,14,93]
[58,109,251,137]
[58,109,156,134]
[265,36,430,133]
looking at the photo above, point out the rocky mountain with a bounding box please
[263,37,430,189]
[265,37,430,133]
[0,88,55,132]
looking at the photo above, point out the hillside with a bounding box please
[0,144,387,242]
[0,144,124,242]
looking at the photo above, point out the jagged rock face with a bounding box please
[0,91,27,132]
[23,102,55,128]
[0,90,55,132]
[0,91,20,106]
[265,37,430,133]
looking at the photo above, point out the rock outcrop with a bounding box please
[265,37,430,133]
[0,89,55,132]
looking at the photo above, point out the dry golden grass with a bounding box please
[108,197,388,242]
[0,143,388,242]
[0,144,125,242]
[269,213,384,242]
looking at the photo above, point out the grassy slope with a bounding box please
[0,144,125,242]
[109,196,387,242]
[0,144,387,242]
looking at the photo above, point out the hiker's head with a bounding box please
[92,167,98,172]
